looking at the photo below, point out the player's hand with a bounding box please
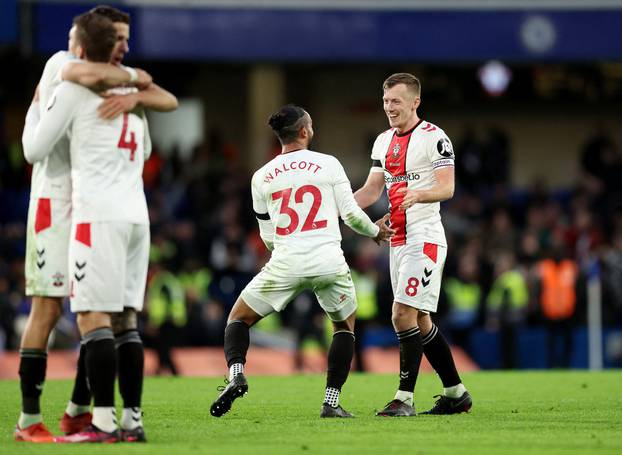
[134,68,152,90]
[373,213,396,244]
[98,93,139,119]
[397,188,421,211]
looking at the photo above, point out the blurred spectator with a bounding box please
[145,263,187,375]
[289,292,327,372]
[482,126,511,187]
[442,252,482,356]
[486,251,529,369]
[537,249,578,368]
[455,127,484,194]
[350,267,378,372]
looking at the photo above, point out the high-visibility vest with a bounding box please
[147,271,186,327]
[487,270,528,311]
[445,278,481,312]
[351,270,378,320]
[539,259,578,320]
[179,268,212,301]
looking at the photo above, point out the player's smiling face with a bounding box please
[110,22,130,66]
[383,84,420,133]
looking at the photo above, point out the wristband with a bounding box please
[124,67,138,83]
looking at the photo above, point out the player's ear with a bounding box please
[76,45,86,60]
[413,96,421,110]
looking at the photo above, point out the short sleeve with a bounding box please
[370,134,387,172]
[427,130,455,170]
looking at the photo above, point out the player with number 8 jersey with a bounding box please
[355,73,471,417]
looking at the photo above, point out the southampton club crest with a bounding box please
[392,143,401,157]
[52,272,65,287]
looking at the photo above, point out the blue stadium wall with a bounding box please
[30,3,622,61]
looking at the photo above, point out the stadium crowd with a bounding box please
[1,121,621,370]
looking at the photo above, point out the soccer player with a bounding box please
[354,73,472,416]
[22,12,152,443]
[14,12,152,444]
[210,105,395,418]
[58,5,176,443]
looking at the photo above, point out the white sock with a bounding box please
[65,401,91,417]
[324,387,340,407]
[394,390,413,406]
[443,383,467,399]
[121,407,142,430]
[229,363,244,381]
[18,412,42,429]
[92,407,117,433]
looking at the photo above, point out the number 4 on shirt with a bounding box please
[118,112,137,161]
[272,185,327,235]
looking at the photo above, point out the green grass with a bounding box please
[1,371,621,454]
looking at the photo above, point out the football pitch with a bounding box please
[1,371,620,454]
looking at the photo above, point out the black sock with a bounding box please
[84,327,117,407]
[326,331,355,390]
[70,343,91,406]
[224,320,250,367]
[397,327,423,393]
[19,348,47,414]
[116,330,144,408]
[422,324,461,388]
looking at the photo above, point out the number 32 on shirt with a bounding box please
[272,185,327,235]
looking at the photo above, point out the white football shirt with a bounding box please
[28,51,76,200]
[22,81,150,225]
[370,120,454,247]
[252,149,379,277]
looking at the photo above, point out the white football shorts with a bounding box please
[241,263,357,322]
[69,221,149,313]
[390,241,447,313]
[25,197,72,297]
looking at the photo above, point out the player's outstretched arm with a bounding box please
[333,160,385,238]
[354,170,385,209]
[396,166,454,210]
[62,62,151,91]
[22,83,80,164]
[137,83,178,111]
[98,83,178,120]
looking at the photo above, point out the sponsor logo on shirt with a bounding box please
[384,172,420,184]
[432,159,454,169]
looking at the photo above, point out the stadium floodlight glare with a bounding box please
[478,60,512,97]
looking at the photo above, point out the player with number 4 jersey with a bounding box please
[23,62,151,314]
[210,105,394,420]
[22,12,151,442]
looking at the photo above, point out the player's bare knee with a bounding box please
[31,296,63,327]
[228,298,262,327]
[77,311,111,335]
[332,314,355,333]
[392,302,418,331]
[417,312,433,336]
[111,308,137,335]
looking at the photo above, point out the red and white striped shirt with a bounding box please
[370,120,454,247]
